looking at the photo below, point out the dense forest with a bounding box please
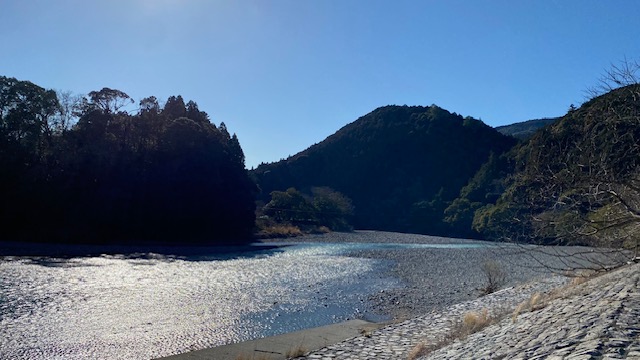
[0,76,256,245]
[252,105,517,237]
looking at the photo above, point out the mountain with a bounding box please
[252,105,517,236]
[495,118,559,140]
[473,84,640,247]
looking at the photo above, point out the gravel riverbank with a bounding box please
[263,231,625,320]
[161,231,630,360]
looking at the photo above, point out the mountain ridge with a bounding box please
[252,104,517,236]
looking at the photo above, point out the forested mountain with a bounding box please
[495,117,559,140]
[252,105,517,236]
[473,84,640,248]
[0,76,256,245]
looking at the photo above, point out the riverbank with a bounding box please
[294,261,640,360]
[4,231,629,359]
[263,231,623,320]
[158,231,631,359]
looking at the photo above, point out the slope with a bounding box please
[252,105,517,235]
[474,84,640,247]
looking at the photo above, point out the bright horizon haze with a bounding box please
[2,0,639,168]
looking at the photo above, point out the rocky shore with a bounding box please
[161,231,636,360]
[265,231,626,321]
[260,231,639,360]
[292,262,640,360]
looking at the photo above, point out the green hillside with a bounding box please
[252,105,516,236]
[473,84,640,247]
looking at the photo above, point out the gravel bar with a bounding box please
[272,231,639,360]
[263,230,624,320]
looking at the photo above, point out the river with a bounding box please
[0,241,485,360]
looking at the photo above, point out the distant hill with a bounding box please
[495,118,558,140]
[252,105,517,236]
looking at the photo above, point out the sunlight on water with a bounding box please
[0,243,405,360]
[0,242,487,359]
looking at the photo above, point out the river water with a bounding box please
[0,241,482,360]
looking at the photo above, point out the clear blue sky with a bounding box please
[2,0,638,168]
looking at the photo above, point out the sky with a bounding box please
[1,0,639,169]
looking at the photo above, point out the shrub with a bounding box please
[480,260,507,295]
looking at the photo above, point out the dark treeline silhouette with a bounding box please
[0,76,256,245]
[252,105,517,237]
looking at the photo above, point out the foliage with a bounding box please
[252,105,516,236]
[311,186,354,231]
[475,83,640,254]
[263,188,317,224]
[444,152,515,238]
[0,75,256,245]
[262,187,354,232]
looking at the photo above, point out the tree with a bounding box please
[185,100,209,124]
[586,56,640,98]
[1,76,257,245]
[162,95,186,120]
[261,187,355,231]
[138,96,160,115]
[311,187,354,231]
[85,87,133,114]
[263,188,317,224]
[228,133,245,167]
[0,75,60,159]
[51,90,82,133]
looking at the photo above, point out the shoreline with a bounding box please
[167,262,640,360]
[4,230,629,359]
[263,231,604,321]
[161,231,623,360]
[0,240,287,258]
[156,319,386,360]
[157,268,572,360]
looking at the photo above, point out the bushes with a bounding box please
[260,187,354,233]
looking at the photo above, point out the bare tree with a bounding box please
[49,90,82,133]
[586,56,640,98]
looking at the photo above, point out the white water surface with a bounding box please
[0,242,482,359]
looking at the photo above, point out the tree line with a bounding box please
[0,76,256,245]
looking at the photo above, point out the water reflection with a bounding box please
[0,241,488,359]
[0,242,399,360]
